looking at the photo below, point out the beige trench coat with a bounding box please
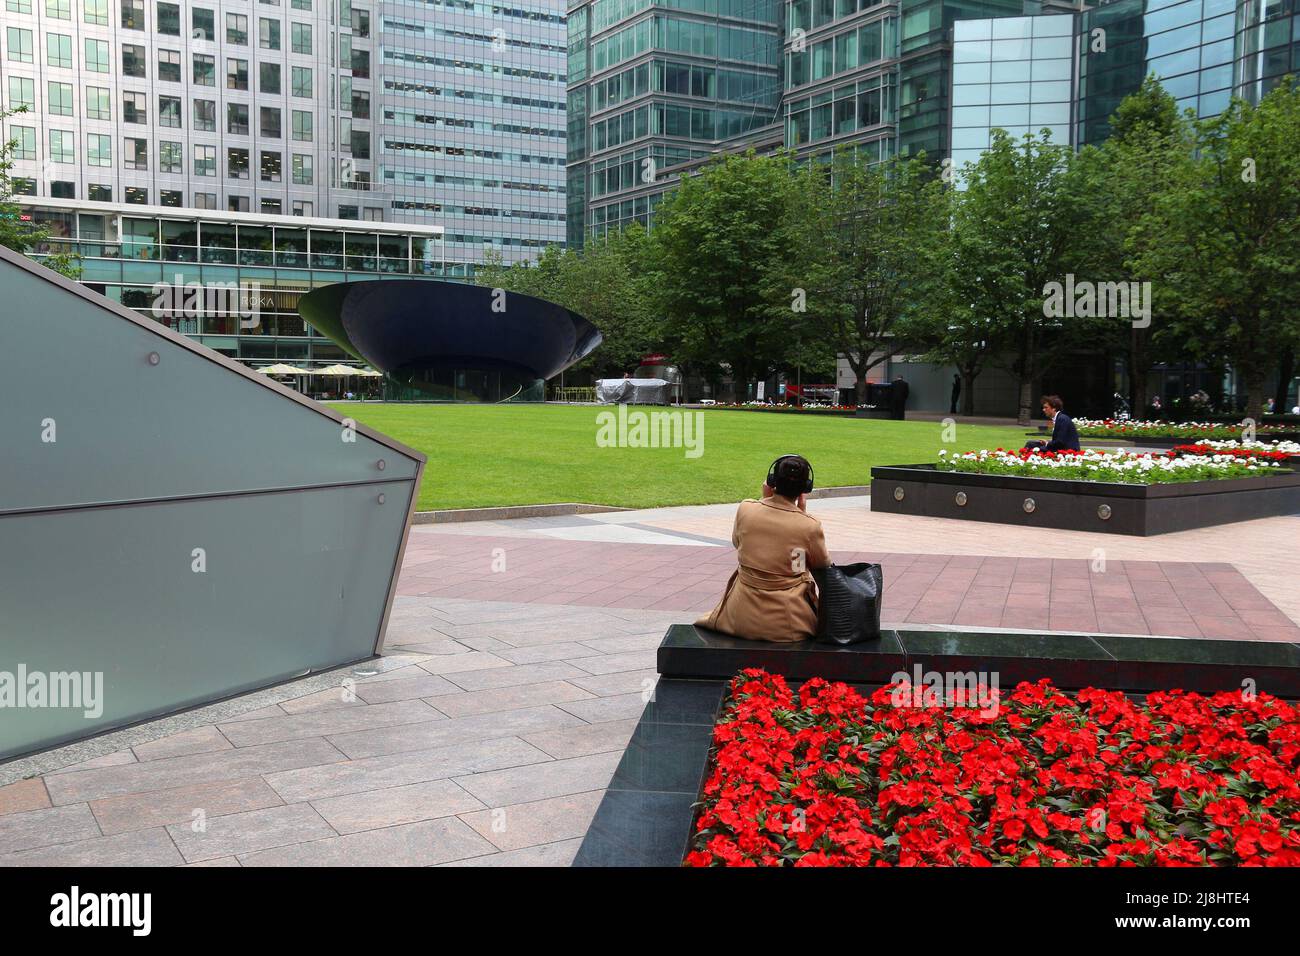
[696,496,831,643]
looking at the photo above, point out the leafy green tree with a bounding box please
[1130,78,1300,417]
[476,224,659,378]
[1096,75,1198,414]
[0,107,80,277]
[646,150,798,392]
[950,128,1109,423]
[775,152,949,404]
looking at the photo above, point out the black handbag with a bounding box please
[811,563,883,645]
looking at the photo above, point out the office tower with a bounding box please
[1,0,568,363]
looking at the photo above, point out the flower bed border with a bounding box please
[870,464,1300,535]
[573,624,1300,867]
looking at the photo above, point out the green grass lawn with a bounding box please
[328,403,1033,511]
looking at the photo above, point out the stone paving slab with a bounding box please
[310,779,485,835]
[166,803,337,864]
[0,827,184,867]
[460,790,605,852]
[90,777,285,836]
[263,736,552,803]
[237,817,495,867]
[327,705,587,761]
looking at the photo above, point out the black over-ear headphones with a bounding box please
[767,455,814,495]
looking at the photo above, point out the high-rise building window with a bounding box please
[47,0,71,19]
[228,58,248,90]
[8,77,35,111]
[350,130,370,159]
[50,181,75,198]
[292,200,313,216]
[350,7,368,37]
[88,133,112,167]
[352,90,370,119]
[159,95,182,127]
[86,86,111,119]
[194,144,216,176]
[291,66,312,97]
[6,0,33,13]
[84,0,108,24]
[194,98,216,130]
[89,184,112,202]
[8,28,34,64]
[260,150,282,182]
[193,7,215,40]
[160,140,182,173]
[84,37,110,71]
[47,33,73,68]
[292,153,312,184]
[122,44,146,77]
[194,191,216,209]
[125,186,148,204]
[228,102,249,134]
[123,136,148,169]
[292,109,312,141]
[228,147,249,178]
[260,106,281,138]
[48,81,74,116]
[259,18,281,50]
[260,62,281,94]
[292,0,311,10]
[160,190,182,207]
[194,54,216,85]
[121,0,144,29]
[123,90,147,124]
[228,195,249,212]
[157,1,180,35]
[158,48,181,82]
[11,126,36,160]
[291,22,311,54]
[227,13,248,45]
[261,198,282,214]
[49,129,75,163]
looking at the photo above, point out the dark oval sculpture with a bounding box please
[299,280,602,402]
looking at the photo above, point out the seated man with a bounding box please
[1024,394,1081,453]
[696,455,831,643]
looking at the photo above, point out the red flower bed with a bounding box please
[685,670,1300,867]
[1173,444,1290,462]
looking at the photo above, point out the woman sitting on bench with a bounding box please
[696,455,831,643]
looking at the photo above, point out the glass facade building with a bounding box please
[17,198,444,364]
[0,0,567,278]
[566,0,784,244]
[950,12,1074,171]
[951,1,1300,169]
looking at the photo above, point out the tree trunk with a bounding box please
[961,366,978,417]
[855,374,867,406]
[1274,349,1295,416]
[1017,378,1035,426]
[1128,328,1149,415]
[1245,371,1268,422]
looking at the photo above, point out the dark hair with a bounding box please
[771,455,811,499]
[1040,394,1063,411]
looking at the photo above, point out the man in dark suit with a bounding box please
[1027,394,1081,452]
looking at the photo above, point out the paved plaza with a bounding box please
[2,495,1297,866]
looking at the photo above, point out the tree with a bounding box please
[0,107,80,277]
[950,128,1108,423]
[646,151,798,393]
[1131,78,1300,417]
[775,152,949,404]
[476,224,660,378]
[1096,75,1197,415]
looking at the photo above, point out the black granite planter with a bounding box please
[658,624,1300,697]
[579,624,1300,866]
[870,464,1300,535]
[572,678,725,868]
